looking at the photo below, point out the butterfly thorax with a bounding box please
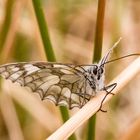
[85,65,105,92]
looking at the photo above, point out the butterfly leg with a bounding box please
[98,83,117,112]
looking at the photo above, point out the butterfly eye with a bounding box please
[93,68,97,75]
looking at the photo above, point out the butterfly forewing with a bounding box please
[0,62,95,109]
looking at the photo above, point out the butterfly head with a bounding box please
[87,65,105,91]
[87,39,121,91]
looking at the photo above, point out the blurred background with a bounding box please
[0,0,140,140]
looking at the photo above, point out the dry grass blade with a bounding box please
[47,56,140,140]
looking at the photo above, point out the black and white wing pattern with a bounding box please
[0,62,95,109]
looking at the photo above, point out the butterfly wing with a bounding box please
[0,62,94,109]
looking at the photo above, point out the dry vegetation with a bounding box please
[0,0,140,140]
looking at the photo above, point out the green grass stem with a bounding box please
[32,1,76,139]
[32,0,55,61]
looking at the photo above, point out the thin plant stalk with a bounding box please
[93,0,106,62]
[87,0,106,140]
[0,0,14,49]
[32,0,76,139]
[0,0,22,64]
[32,0,56,61]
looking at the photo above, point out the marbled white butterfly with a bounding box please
[0,39,138,110]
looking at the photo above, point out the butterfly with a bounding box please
[0,38,137,110]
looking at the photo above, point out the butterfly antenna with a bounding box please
[104,53,140,65]
[100,37,122,66]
